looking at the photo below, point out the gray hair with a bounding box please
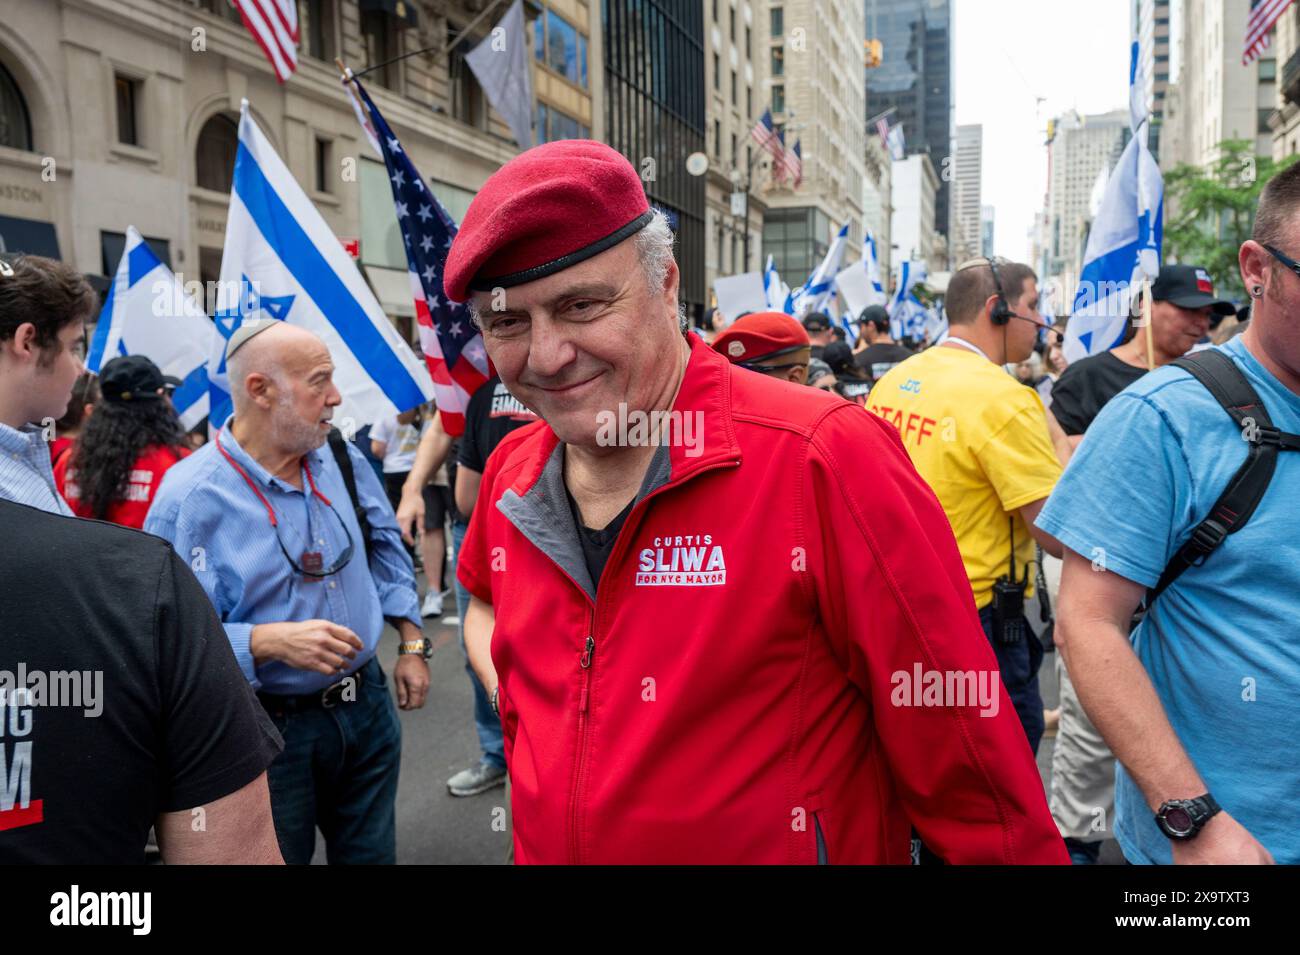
[467,208,687,332]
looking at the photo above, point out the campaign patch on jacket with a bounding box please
[635,534,726,586]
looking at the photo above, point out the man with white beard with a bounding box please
[146,319,429,864]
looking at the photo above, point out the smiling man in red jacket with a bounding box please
[444,140,1066,865]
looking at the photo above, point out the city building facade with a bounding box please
[1268,1,1300,158]
[703,0,767,298]
[603,0,707,319]
[951,122,980,263]
[1042,109,1128,292]
[759,0,868,284]
[890,151,941,272]
[864,0,951,260]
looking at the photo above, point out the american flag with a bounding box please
[349,76,490,435]
[788,139,803,188]
[750,109,786,167]
[771,127,790,183]
[1244,0,1294,65]
[876,117,892,152]
[232,0,299,83]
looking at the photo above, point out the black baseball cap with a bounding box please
[99,355,178,403]
[859,304,891,331]
[1151,265,1236,316]
[802,312,833,332]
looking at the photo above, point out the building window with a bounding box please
[1260,108,1274,135]
[449,24,487,129]
[772,84,785,114]
[315,137,333,193]
[196,113,238,192]
[730,7,735,41]
[541,10,586,87]
[746,25,751,57]
[1260,58,1278,81]
[771,47,784,77]
[361,11,396,90]
[0,62,32,152]
[714,53,720,89]
[199,0,242,24]
[731,70,737,105]
[771,7,783,37]
[731,132,737,165]
[746,85,752,119]
[304,0,337,62]
[712,0,718,21]
[115,74,140,145]
[536,102,587,143]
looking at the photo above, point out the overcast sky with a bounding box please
[953,0,1133,261]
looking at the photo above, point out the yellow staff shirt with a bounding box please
[869,345,1062,609]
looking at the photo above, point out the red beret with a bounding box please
[711,312,811,364]
[444,140,653,303]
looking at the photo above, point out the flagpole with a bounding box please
[1142,278,1155,371]
[342,0,514,82]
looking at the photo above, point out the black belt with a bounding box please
[257,656,378,714]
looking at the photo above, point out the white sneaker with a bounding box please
[421,590,444,618]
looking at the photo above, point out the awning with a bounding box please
[365,265,415,318]
[359,0,419,28]
[0,214,60,258]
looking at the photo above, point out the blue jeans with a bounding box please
[451,518,505,770]
[262,657,402,864]
[977,605,1045,755]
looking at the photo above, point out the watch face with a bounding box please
[1164,806,1193,835]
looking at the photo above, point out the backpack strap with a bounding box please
[1148,349,1300,605]
[327,427,374,563]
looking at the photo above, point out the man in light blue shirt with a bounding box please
[146,320,429,864]
[1037,168,1300,865]
[0,254,97,514]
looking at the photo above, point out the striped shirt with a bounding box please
[0,421,72,515]
[144,418,421,694]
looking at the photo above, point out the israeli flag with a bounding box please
[1066,40,1163,362]
[794,223,851,317]
[210,102,433,431]
[864,232,886,306]
[889,260,928,340]
[763,255,789,311]
[87,226,215,430]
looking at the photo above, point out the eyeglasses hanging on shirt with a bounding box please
[214,430,355,580]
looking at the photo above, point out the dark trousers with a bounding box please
[977,604,1046,755]
[261,657,403,864]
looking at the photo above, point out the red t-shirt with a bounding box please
[54,444,190,529]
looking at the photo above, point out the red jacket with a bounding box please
[459,333,1067,864]
[55,444,189,530]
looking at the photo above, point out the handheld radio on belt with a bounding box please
[991,517,1031,644]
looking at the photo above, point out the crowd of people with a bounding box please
[0,139,1296,866]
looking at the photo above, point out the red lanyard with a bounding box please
[213,428,334,527]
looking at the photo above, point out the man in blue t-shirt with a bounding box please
[1036,165,1300,864]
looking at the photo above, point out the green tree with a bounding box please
[1163,139,1298,301]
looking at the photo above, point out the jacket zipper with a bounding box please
[568,628,596,864]
[562,456,741,865]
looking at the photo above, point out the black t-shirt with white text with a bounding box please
[0,501,282,863]
[855,342,915,384]
[457,376,541,474]
[1050,350,1150,435]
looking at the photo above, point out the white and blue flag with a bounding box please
[889,259,928,341]
[794,223,850,318]
[87,226,216,430]
[210,102,433,431]
[863,232,886,305]
[763,255,790,311]
[1066,40,1163,362]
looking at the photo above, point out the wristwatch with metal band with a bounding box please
[398,638,433,659]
